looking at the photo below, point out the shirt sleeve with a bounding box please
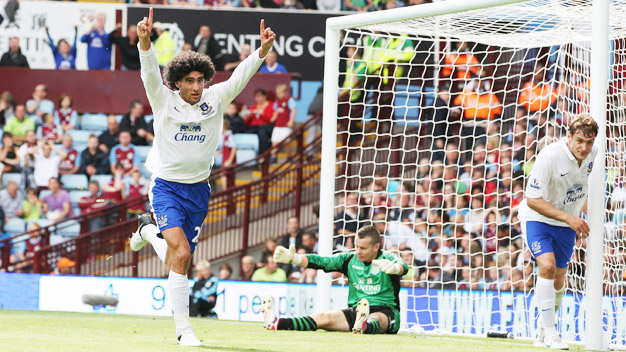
[306,252,352,274]
[212,49,265,106]
[288,97,297,109]
[525,148,553,199]
[109,146,118,165]
[69,110,78,127]
[138,43,168,114]
[131,145,140,165]
[80,33,91,43]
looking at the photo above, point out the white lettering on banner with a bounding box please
[214,33,323,59]
[499,293,514,331]
[438,291,455,333]
[308,36,325,58]
[475,292,493,335]
[512,295,529,338]
[615,299,626,343]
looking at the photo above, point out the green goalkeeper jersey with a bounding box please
[305,250,408,312]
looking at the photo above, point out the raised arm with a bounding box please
[44,27,57,53]
[274,244,350,273]
[214,20,276,105]
[137,7,167,112]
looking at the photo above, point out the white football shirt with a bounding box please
[139,44,264,183]
[518,138,597,227]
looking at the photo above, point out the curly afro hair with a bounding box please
[163,51,216,90]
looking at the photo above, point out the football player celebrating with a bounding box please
[130,7,275,346]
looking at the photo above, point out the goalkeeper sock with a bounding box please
[169,270,192,335]
[536,277,556,328]
[365,319,381,334]
[554,284,565,313]
[142,224,167,264]
[277,317,317,331]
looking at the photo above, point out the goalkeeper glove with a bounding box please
[372,259,404,275]
[273,244,303,265]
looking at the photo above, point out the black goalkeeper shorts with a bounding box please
[341,305,399,334]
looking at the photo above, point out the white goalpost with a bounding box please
[318,0,618,350]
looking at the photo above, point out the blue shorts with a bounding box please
[524,221,576,268]
[149,177,210,254]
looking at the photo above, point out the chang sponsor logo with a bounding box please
[563,184,585,205]
[176,123,205,143]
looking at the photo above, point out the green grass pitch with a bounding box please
[0,310,591,351]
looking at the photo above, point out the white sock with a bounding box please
[554,284,566,313]
[141,224,167,264]
[536,277,556,328]
[168,270,192,335]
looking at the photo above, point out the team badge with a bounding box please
[531,240,542,254]
[371,264,380,275]
[157,214,168,228]
[588,162,594,173]
[199,103,214,116]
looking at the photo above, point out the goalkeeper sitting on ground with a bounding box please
[262,225,408,334]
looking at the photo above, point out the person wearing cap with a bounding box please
[189,260,218,318]
[152,21,175,67]
[57,257,76,275]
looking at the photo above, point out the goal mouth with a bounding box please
[320,0,620,349]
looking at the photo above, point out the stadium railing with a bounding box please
[0,195,147,273]
[13,111,322,277]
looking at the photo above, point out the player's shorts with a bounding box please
[149,176,211,254]
[523,220,576,269]
[271,127,293,143]
[342,305,400,334]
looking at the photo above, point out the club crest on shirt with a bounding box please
[158,214,168,228]
[531,240,541,254]
[587,161,594,174]
[371,264,380,275]
[199,103,214,116]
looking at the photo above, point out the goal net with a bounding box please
[321,0,625,348]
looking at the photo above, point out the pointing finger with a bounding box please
[148,7,153,24]
[260,19,265,36]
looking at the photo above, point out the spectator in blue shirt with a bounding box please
[44,25,78,70]
[259,51,287,74]
[26,84,55,126]
[80,13,112,70]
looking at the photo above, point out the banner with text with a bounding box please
[0,1,122,70]
[127,6,339,80]
[406,288,626,345]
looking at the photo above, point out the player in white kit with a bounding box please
[518,113,598,350]
[129,8,276,346]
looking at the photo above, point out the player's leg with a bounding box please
[554,267,567,313]
[161,226,201,346]
[262,296,349,332]
[129,177,169,263]
[353,302,398,335]
[525,221,557,348]
[167,181,211,346]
